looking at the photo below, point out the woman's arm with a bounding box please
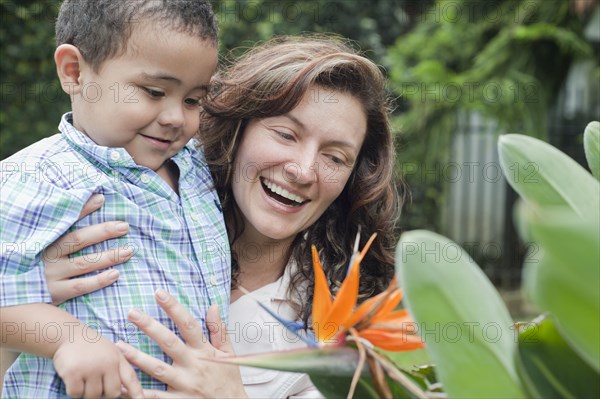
[117,290,248,399]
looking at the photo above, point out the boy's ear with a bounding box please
[55,44,86,96]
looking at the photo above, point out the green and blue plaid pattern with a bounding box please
[1,114,231,397]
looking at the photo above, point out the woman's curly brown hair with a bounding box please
[198,34,403,324]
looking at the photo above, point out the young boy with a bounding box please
[0,1,230,397]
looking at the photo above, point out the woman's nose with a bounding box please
[283,150,318,185]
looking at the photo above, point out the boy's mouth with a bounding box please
[140,133,174,150]
[140,134,172,143]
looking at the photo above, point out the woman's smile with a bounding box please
[260,177,309,207]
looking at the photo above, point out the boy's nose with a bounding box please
[158,103,185,128]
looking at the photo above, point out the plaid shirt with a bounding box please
[0,113,231,397]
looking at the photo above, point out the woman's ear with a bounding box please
[54,44,85,97]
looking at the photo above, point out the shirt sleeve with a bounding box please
[1,169,96,307]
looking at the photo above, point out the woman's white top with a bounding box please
[228,267,323,399]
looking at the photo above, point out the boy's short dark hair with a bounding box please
[56,0,218,72]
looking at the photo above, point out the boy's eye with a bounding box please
[184,98,202,106]
[143,87,164,98]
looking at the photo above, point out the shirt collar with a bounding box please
[273,258,305,304]
[58,112,196,175]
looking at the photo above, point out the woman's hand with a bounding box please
[116,290,248,399]
[44,193,133,305]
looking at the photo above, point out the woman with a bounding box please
[43,35,401,398]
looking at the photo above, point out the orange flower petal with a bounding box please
[322,233,379,340]
[357,233,378,264]
[370,290,403,323]
[342,290,388,330]
[345,278,402,331]
[357,328,425,351]
[321,255,360,341]
[372,309,411,323]
[368,310,415,330]
[311,245,333,341]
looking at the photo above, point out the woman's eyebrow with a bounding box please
[280,114,358,152]
[280,113,305,129]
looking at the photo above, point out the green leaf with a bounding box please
[214,347,372,398]
[307,375,379,399]
[214,346,426,399]
[310,371,427,399]
[396,230,526,398]
[516,315,600,398]
[384,348,432,373]
[521,207,600,372]
[498,134,600,218]
[584,121,600,180]
[217,346,364,376]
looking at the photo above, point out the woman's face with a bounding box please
[232,87,367,244]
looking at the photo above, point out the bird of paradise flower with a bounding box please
[311,233,424,351]
[234,233,428,399]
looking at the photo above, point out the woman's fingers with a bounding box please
[153,289,208,349]
[45,246,130,305]
[41,193,132,305]
[44,221,130,266]
[48,269,120,306]
[126,308,194,364]
[78,194,105,220]
[45,244,132,280]
[116,341,180,387]
[206,305,233,355]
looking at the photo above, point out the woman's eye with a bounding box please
[327,155,345,165]
[143,88,164,98]
[275,130,294,141]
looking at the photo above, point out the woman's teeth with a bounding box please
[263,179,305,205]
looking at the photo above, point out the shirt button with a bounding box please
[190,212,200,222]
[209,274,218,286]
[140,173,151,184]
[110,151,120,161]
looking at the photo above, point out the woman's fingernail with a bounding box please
[92,194,104,206]
[115,341,127,353]
[155,288,168,302]
[120,246,133,258]
[128,308,142,321]
[107,270,119,279]
[115,222,129,233]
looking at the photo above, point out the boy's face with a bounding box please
[71,23,217,172]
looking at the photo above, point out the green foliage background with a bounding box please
[1,1,68,159]
[1,0,597,263]
[0,0,417,159]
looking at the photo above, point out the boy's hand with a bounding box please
[53,336,143,398]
